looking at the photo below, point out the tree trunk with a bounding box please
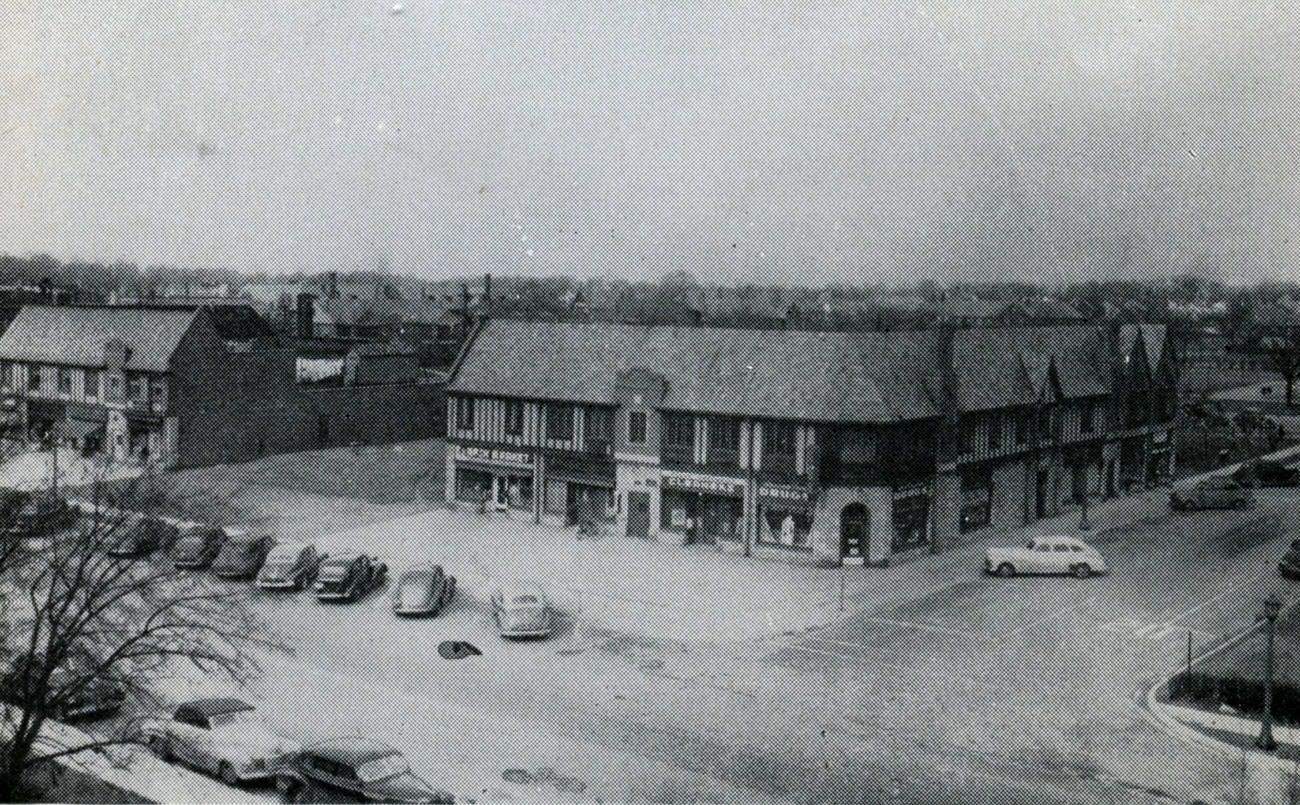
[1289,373,1295,408]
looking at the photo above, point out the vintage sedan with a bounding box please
[1279,540,1300,579]
[986,535,1107,578]
[1234,459,1300,488]
[392,564,456,617]
[491,583,555,638]
[1169,477,1254,511]
[211,534,275,579]
[105,515,180,558]
[10,494,79,535]
[172,525,227,570]
[1,656,125,722]
[275,737,453,804]
[256,542,326,591]
[142,698,299,786]
[314,553,388,602]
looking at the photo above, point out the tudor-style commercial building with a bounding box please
[445,319,1177,566]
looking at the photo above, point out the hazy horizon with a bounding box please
[3,1,1297,286]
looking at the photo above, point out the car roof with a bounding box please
[266,541,310,557]
[180,697,254,717]
[303,736,401,766]
[323,552,364,564]
[1031,536,1086,546]
[499,583,545,600]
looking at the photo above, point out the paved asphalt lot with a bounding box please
[81,484,1300,804]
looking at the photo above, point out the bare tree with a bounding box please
[0,482,267,801]
[1248,324,1300,408]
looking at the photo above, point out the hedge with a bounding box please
[1168,672,1300,726]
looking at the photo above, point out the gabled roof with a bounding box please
[450,320,941,424]
[0,306,200,371]
[1121,324,1167,371]
[950,326,1110,410]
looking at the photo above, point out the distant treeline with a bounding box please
[3,252,1300,334]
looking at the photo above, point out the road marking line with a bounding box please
[1132,622,1165,639]
[860,616,977,638]
[1161,567,1274,626]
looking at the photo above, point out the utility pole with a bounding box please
[1258,595,1282,752]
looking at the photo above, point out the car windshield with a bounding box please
[261,561,290,575]
[208,709,258,729]
[401,572,434,587]
[319,564,348,581]
[175,535,204,552]
[356,753,409,783]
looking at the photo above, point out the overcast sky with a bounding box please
[2,1,1297,285]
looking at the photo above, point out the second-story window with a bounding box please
[662,413,694,464]
[544,403,574,441]
[150,378,165,409]
[84,370,100,399]
[128,375,147,405]
[956,417,972,455]
[707,416,741,466]
[1080,400,1095,434]
[584,407,612,450]
[108,374,123,401]
[628,411,647,445]
[763,421,797,474]
[504,400,524,436]
[27,365,41,392]
[988,413,1002,451]
[456,397,475,431]
[57,368,72,396]
[0,362,12,390]
[1015,410,1028,445]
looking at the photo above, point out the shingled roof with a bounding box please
[450,320,943,424]
[951,326,1111,411]
[0,306,200,372]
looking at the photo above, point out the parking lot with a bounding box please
[42,447,1300,804]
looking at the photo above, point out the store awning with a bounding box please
[56,419,104,440]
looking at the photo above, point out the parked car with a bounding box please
[314,553,388,602]
[392,564,456,617]
[1279,540,1300,579]
[0,655,125,722]
[172,525,228,570]
[105,515,180,558]
[10,494,78,535]
[275,737,453,804]
[1169,477,1254,511]
[256,542,326,591]
[211,534,275,579]
[491,583,555,638]
[1236,407,1273,431]
[1233,459,1300,488]
[985,535,1107,578]
[141,698,300,786]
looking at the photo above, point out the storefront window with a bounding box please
[960,472,992,532]
[760,508,811,547]
[893,493,930,550]
[454,467,492,504]
[502,474,533,510]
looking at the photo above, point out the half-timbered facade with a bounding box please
[446,319,1177,566]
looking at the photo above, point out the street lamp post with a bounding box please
[1257,595,1283,752]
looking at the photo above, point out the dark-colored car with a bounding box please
[172,525,228,570]
[275,737,453,804]
[12,494,79,534]
[1280,540,1300,579]
[211,534,276,580]
[105,516,180,558]
[257,542,326,591]
[1169,477,1254,511]
[1,655,125,722]
[315,553,387,602]
[1234,459,1300,488]
[391,564,456,617]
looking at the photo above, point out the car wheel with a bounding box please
[995,563,1015,578]
[149,734,172,761]
[218,761,240,787]
[1073,564,1092,579]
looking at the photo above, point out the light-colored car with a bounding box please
[141,698,300,786]
[257,542,326,591]
[491,584,555,638]
[1169,477,1254,511]
[392,563,456,617]
[985,535,1107,578]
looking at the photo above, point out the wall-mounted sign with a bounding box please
[758,484,809,502]
[661,471,743,496]
[455,445,532,467]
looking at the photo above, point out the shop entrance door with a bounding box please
[627,492,650,539]
[840,503,869,564]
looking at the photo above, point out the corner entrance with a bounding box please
[626,491,650,539]
[840,503,869,565]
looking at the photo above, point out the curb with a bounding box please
[1141,599,1300,775]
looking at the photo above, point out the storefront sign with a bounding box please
[661,471,743,496]
[893,483,931,500]
[455,445,532,467]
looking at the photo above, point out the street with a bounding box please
[85,478,1300,804]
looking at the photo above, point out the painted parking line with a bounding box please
[859,616,981,638]
[1159,568,1274,627]
[784,640,909,669]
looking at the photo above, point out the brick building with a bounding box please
[445,319,1177,566]
[0,305,443,470]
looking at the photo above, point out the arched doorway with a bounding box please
[840,503,869,564]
